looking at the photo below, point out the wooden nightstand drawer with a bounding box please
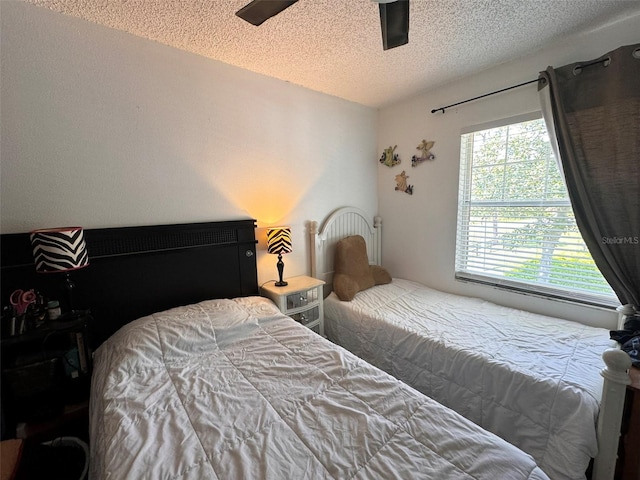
[286,288,319,311]
[308,323,321,335]
[0,439,23,480]
[290,306,319,326]
[618,366,640,479]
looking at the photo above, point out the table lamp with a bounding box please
[266,227,292,287]
[30,226,89,317]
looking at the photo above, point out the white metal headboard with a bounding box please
[310,206,382,296]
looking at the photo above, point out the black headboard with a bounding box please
[1,220,259,345]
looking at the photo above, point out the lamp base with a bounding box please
[275,253,287,287]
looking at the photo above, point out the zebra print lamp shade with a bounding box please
[30,227,89,273]
[30,227,89,317]
[266,227,292,287]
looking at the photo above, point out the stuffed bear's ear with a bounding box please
[371,265,392,286]
[333,273,360,301]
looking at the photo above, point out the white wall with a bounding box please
[0,2,378,286]
[377,12,640,329]
[3,2,636,328]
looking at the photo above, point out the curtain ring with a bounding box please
[633,47,640,60]
[573,56,611,75]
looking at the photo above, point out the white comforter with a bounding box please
[324,279,616,480]
[90,296,549,480]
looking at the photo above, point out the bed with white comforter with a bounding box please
[324,278,616,480]
[90,295,549,480]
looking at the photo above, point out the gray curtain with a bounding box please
[538,44,640,310]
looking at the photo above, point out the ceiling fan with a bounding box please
[235,0,409,51]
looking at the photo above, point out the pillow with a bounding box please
[371,264,392,286]
[333,235,391,301]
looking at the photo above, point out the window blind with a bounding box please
[455,115,617,308]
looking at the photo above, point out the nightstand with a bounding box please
[1,313,93,443]
[0,439,23,480]
[618,366,640,480]
[261,275,325,336]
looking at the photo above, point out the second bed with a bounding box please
[310,206,631,480]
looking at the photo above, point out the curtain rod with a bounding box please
[430,79,538,114]
[430,57,610,114]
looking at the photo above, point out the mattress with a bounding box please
[90,295,549,480]
[324,278,616,480]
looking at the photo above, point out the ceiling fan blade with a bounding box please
[236,0,299,26]
[379,0,409,50]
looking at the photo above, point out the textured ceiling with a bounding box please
[25,0,640,107]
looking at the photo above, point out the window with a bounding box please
[456,113,617,307]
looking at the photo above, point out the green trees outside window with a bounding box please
[456,116,615,305]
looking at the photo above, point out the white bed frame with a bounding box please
[310,206,633,480]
